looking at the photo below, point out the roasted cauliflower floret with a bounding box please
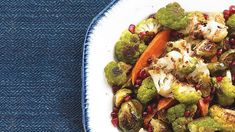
[149,70,175,97]
[137,77,157,104]
[166,104,186,123]
[171,82,202,104]
[104,61,131,86]
[209,105,235,132]
[188,117,222,132]
[115,30,147,64]
[136,18,161,34]
[156,2,188,30]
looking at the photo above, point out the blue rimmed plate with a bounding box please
[82,0,233,131]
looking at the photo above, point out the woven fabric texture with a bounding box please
[0,0,112,131]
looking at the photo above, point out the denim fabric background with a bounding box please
[0,0,112,131]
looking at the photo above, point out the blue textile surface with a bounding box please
[0,0,112,131]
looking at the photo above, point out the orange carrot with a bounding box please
[198,99,209,116]
[157,98,177,112]
[131,30,171,84]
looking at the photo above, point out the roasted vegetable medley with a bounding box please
[104,2,235,132]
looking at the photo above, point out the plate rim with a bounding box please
[81,0,118,131]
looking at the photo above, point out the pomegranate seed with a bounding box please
[138,70,149,79]
[230,38,235,45]
[211,87,216,94]
[147,105,153,114]
[224,37,230,44]
[111,111,118,118]
[143,112,148,117]
[195,84,201,91]
[135,79,142,87]
[223,10,230,20]
[184,111,191,117]
[111,118,119,127]
[147,58,153,65]
[231,61,235,65]
[124,95,131,102]
[112,86,120,93]
[148,125,153,132]
[144,123,149,129]
[139,31,147,40]
[113,107,119,113]
[203,13,209,20]
[171,30,178,38]
[216,76,223,82]
[203,96,211,103]
[216,48,223,56]
[178,33,184,39]
[229,5,235,14]
[128,24,135,34]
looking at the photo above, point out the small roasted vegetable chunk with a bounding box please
[186,104,198,117]
[209,105,235,131]
[172,117,192,132]
[207,62,227,75]
[216,92,234,106]
[118,99,143,132]
[213,73,235,98]
[113,88,132,107]
[176,56,198,74]
[136,18,161,34]
[219,49,235,66]
[226,14,235,30]
[104,61,131,86]
[194,40,217,57]
[150,118,172,132]
[156,2,188,30]
[188,117,222,132]
[115,30,147,64]
[166,104,186,122]
[137,77,157,104]
[171,82,202,104]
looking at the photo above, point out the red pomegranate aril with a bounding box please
[178,33,184,39]
[223,10,230,20]
[128,24,135,34]
[229,5,235,14]
[139,31,147,40]
[195,84,201,91]
[216,48,223,56]
[171,30,178,38]
[230,38,235,45]
[124,95,131,102]
[184,111,191,117]
[111,118,119,127]
[231,61,235,65]
[147,105,153,114]
[211,87,216,94]
[148,125,153,132]
[216,76,223,82]
[224,37,230,44]
[111,111,118,118]
[113,107,119,113]
[138,70,149,79]
[143,111,148,117]
[135,79,142,87]
[203,96,211,103]
[112,86,120,93]
[147,58,153,65]
[203,13,209,20]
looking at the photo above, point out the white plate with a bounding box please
[82,0,235,131]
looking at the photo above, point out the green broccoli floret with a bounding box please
[167,104,186,123]
[137,77,157,104]
[171,82,202,104]
[177,56,198,74]
[188,117,222,132]
[135,18,161,34]
[172,117,192,132]
[216,92,234,106]
[104,61,131,86]
[209,105,235,132]
[115,30,147,64]
[226,14,235,30]
[213,77,235,98]
[155,2,188,30]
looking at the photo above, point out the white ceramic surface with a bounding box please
[83,0,235,131]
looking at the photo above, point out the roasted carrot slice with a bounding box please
[131,30,171,84]
[157,98,177,112]
[198,99,209,116]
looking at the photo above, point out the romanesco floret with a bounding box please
[213,76,235,98]
[137,77,157,104]
[216,92,234,106]
[188,117,222,132]
[177,56,198,74]
[115,30,147,64]
[171,82,202,104]
[226,14,235,30]
[166,104,186,123]
[155,2,188,30]
[209,105,235,132]
[172,117,192,132]
[104,61,131,86]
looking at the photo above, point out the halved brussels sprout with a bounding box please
[194,40,217,57]
[113,88,132,107]
[118,99,143,132]
[219,49,235,66]
[150,118,172,132]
